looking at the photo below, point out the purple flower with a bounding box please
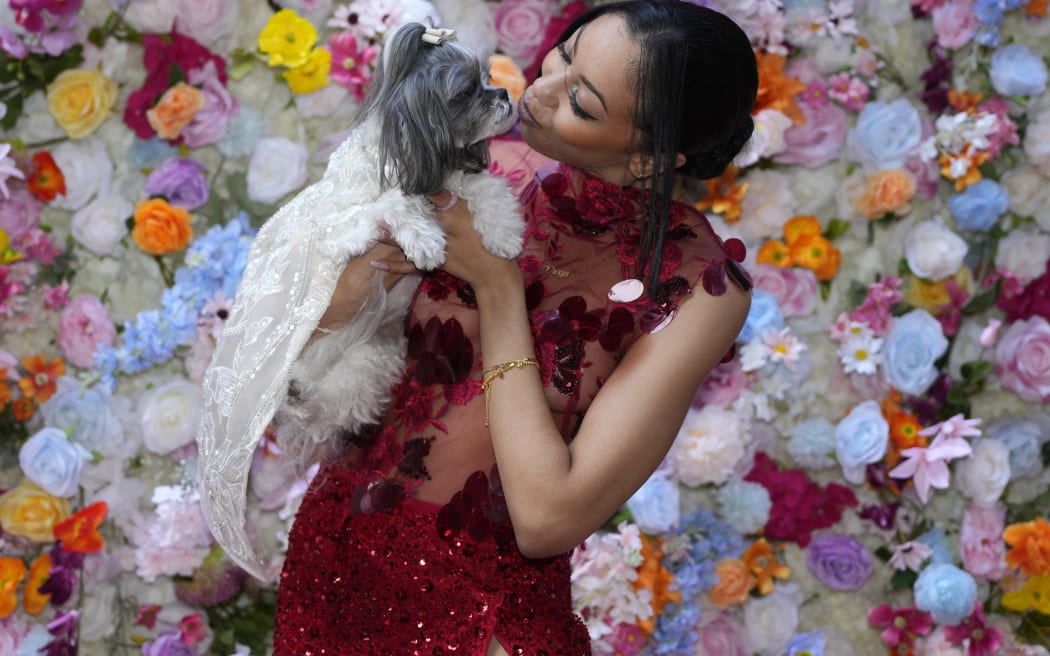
[38,564,78,605]
[142,629,196,656]
[145,158,209,210]
[0,189,42,242]
[806,533,873,591]
[775,98,849,168]
[43,610,78,656]
[182,62,238,149]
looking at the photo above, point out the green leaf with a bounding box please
[962,283,999,315]
[819,279,832,302]
[890,568,918,591]
[823,218,850,241]
[1015,611,1050,648]
[874,546,893,563]
[168,62,187,87]
[897,257,912,277]
[960,360,993,383]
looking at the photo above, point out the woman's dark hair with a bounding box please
[554,0,758,290]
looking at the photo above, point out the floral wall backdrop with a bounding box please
[0,0,1049,654]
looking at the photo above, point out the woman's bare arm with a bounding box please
[431,191,751,558]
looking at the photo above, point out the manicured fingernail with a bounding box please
[369,260,390,271]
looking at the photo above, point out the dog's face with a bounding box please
[363,23,518,195]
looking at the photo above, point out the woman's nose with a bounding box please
[530,71,561,109]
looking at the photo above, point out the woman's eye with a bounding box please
[556,42,571,63]
[569,84,595,121]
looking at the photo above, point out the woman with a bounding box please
[273,1,758,653]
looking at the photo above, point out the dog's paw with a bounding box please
[476,215,525,259]
[393,219,447,270]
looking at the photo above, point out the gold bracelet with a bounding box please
[480,357,539,426]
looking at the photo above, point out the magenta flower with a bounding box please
[889,428,973,504]
[800,79,831,108]
[942,602,1004,656]
[868,604,934,648]
[325,32,378,102]
[827,72,870,111]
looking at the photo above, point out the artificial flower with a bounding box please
[1001,574,1050,614]
[0,558,27,619]
[53,501,107,553]
[25,151,65,202]
[696,164,748,222]
[23,553,51,615]
[0,142,24,199]
[889,425,973,504]
[131,198,193,255]
[326,31,379,102]
[146,82,206,141]
[45,68,118,139]
[1003,517,1050,576]
[17,354,64,403]
[867,605,934,648]
[258,8,318,69]
[741,538,790,595]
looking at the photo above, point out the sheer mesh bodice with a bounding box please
[272,138,751,655]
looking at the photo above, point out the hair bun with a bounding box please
[681,114,755,181]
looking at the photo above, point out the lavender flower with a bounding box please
[805,534,873,591]
[145,158,210,211]
[142,629,195,656]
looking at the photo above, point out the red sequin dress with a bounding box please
[272,139,751,655]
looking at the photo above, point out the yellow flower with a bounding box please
[903,267,974,313]
[45,68,118,139]
[258,9,318,69]
[0,227,25,265]
[1002,574,1050,614]
[282,47,332,94]
[0,480,70,543]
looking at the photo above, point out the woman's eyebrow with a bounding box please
[572,26,609,115]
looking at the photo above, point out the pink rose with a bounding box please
[57,295,117,369]
[995,316,1050,402]
[751,264,818,317]
[181,61,238,148]
[0,188,42,242]
[932,0,979,50]
[693,358,748,408]
[695,612,751,656]
[494,0,557,71]
[774,99,848,168]
[959,503,1008,580]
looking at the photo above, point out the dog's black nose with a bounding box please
[497,87,509,102]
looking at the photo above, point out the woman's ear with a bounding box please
[627,152,686,180]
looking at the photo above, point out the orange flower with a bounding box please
[633,535,681,634]
[132,198,193,255]
[889,412,926,450]
[757,240,792,267]
[754,51,806,125]
[12,398,35,421]
[18,355,64,403]
[489,54,526,104]
[696,164,749,222]
[54,501,108,553]
[1027,0,1048,16]
[708,559,755,607]
[0,557,27,619]
[146,82,206,140]
[855,169,916,220]
[26,151,66,202]
[880,389,903,418]
[789,233,840,281]
[947,89,982,112]
[0,377,10,410]
[741,538,790,595]
[782,215,822,246]
[938,149,990,191]
[23,552,52,615]
[1004,517,1050,576]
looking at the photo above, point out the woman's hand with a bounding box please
[427,190,522,293]
[315,241,417,335]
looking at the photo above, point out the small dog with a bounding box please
[197,22,522,580]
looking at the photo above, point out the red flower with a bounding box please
[942,602,1004,656]
[18,354,64,403]
[53,501,108,553]
[745,452,857,547]
[867,604,934,648]
[998,260,1050,323]
[26,152,66,202]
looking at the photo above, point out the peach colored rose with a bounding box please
[708,559,755,607]
[132,198,193,255]
[856,169,917,219]
[0,479,70,543]
[146,82,206,140]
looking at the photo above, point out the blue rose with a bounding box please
[716,479,771,535]
[788,417,837,469]
[883,309,949,396]
[990,43,1048,97]
[947,179,1009,231]
[917,527,954,565]
[848,98,922,170]
[40,377,124,457]
[835,400,889,484]
[788,631,826,656]
[626,473,680,534]
[19,427,91,498]
[738,289,784,343]
[915,563,978,625]
[987,417,1046,479]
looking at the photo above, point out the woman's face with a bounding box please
[518,13,641,184]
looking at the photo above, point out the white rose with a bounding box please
[955,439,1011,507]
[734,108,793,167]
[865,0,913,25]
[15,91,63,144]
[50,138,113,211]
[173,0,239,47]
[737,169,798,243]
[1024,107,1050,178]
[71,193,132,257]
[246,137,309,205]
[78,583,117,642]
[835,168,867,223]
[139,379,202,454]
[790,164,841,216]
[744,583,804,656]
[671,405,748,486]
[904,220,968,280]
[294,83,351,119]
[995,227,1050,281]
[1001,165,1050,231]
[122,0,176,33]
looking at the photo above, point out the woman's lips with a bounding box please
[518,93,540,127]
